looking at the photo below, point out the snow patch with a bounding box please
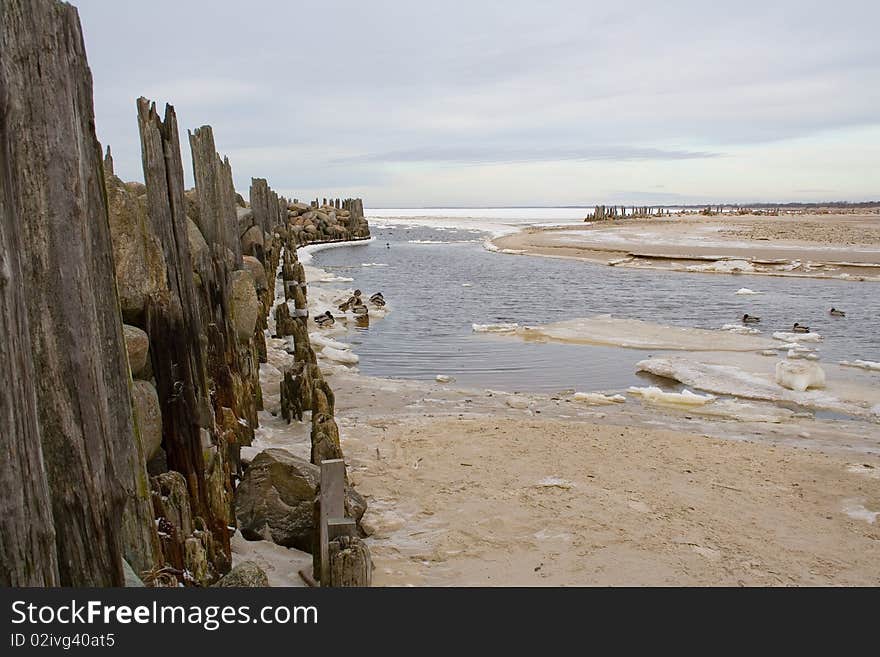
[628,386,715,406]
[571,392,626,405]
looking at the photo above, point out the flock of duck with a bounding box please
[741,307,845,333]
[314,289,385,328]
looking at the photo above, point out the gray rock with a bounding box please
[186,217,211,275]
[131,380,162,460]
[242,255,268,294]
[235,448,365,552]
[105,175,168,322]
[240,224,264,258]
[214,561,269,587]
[236,206,255,237]
[231,269,259,343]
[122,324,150,379]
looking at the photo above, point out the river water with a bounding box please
[307,210,880,394]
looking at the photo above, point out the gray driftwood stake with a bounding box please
[319,459,346,584]
[1,0,158,585]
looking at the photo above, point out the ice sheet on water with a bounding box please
[840,359,880,372]
[735,288,762,295]
[636,357,874,419]
[773,331,823,343]
[472,322,520,333]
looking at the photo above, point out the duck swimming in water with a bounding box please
[370,292,386,307]
[742,313,760,324]
[792,322,810,333]
[352,302,369,316]
[829,308,846,317]
[314,311,335,328]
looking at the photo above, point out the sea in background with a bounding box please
[306,208,879,396]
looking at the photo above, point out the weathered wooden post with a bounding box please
[318,459,346,585]
[1,0,159,586]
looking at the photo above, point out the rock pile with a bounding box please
[287,197,370,244]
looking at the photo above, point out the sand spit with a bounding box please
[491,315,776,351]
[492,214,880,281]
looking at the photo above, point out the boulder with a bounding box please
[122,324,150,379]
[231,269,260,343]
[186,217,211,275]
[104,174,168,322]
[241,224,264,258]
[242,255,268,294]
[236,206,255,237]
[131,380,162,460]
[235,448,365,552]
[214,561,269,587]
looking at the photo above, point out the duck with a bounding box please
[829,308,846,317]
[370,292,386,307]
[742,313,761,324]
[352,302,369,316]
[314,311,335,328]
[792,322,810,333]
[337,290,363,312]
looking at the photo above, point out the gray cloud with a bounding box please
[74,0,880,204]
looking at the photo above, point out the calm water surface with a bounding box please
[309,217,880,394]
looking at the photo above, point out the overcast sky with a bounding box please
[76,0,879,207]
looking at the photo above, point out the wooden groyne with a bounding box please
[1,0,370,587]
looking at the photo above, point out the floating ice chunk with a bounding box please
[773,331,822,343]
[361,262,388,267]
[787,349,819,361]
[722,324,761,335]
[408,239,444,244]
[320,346,359,365]
[472,322,519,333]
[318,275,355,283]
[310,333,352,352]
[461,283,473,287]
[435,374,455,383]
[775,360,825,392]
[735,288,761,295]
[571,392,626,405]
[627,386,715,406]
[840,360,880,372]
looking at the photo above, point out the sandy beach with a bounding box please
[492,213,880,281]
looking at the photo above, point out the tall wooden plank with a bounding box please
[1,0,153,586]
[0,15,59,582]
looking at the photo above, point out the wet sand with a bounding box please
[492,213,880,281]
